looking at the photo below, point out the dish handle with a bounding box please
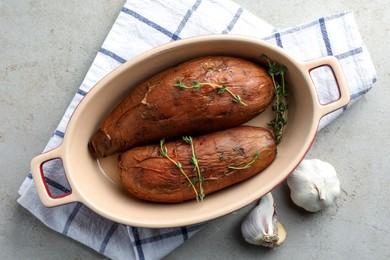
[303,56,350,117]
[31,146,79,207]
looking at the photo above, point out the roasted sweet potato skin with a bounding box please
[89,56,274,157]
[118,126,276,203]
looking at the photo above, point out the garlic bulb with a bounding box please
[241,192,286,248]
[287,159,341,212]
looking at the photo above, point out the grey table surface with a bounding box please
[1,0,389,259]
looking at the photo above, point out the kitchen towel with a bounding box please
[18,0,377,259]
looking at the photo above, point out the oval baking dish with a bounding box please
[31,35,350,228]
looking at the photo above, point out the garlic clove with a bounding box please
[241,192,286,248]
[275,222,286,246]
[287,159,341,212]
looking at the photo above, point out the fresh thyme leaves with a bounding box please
[228,151,260,170]
[160,137,262,201]
[159,138,200,202]
[260,54,288,143]
[174,79,247,106]
[217,84,228,94]
[182,136,205,201]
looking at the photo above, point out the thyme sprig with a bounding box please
[261,54,288,143]
[174,79,247,106]
[228,151,260,170]
[160,137,263,201]
[160,139,200,202]
[182,136,205,201]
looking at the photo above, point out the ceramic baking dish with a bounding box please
[31,35,350,228]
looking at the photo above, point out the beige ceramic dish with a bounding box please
[31,35,350,228]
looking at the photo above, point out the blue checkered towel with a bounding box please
[17,0,377,259]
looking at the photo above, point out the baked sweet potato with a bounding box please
[118,126,276,203]
[89,56,274,157]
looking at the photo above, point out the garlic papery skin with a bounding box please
[241,192,286,248]
[287,159,341,212]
